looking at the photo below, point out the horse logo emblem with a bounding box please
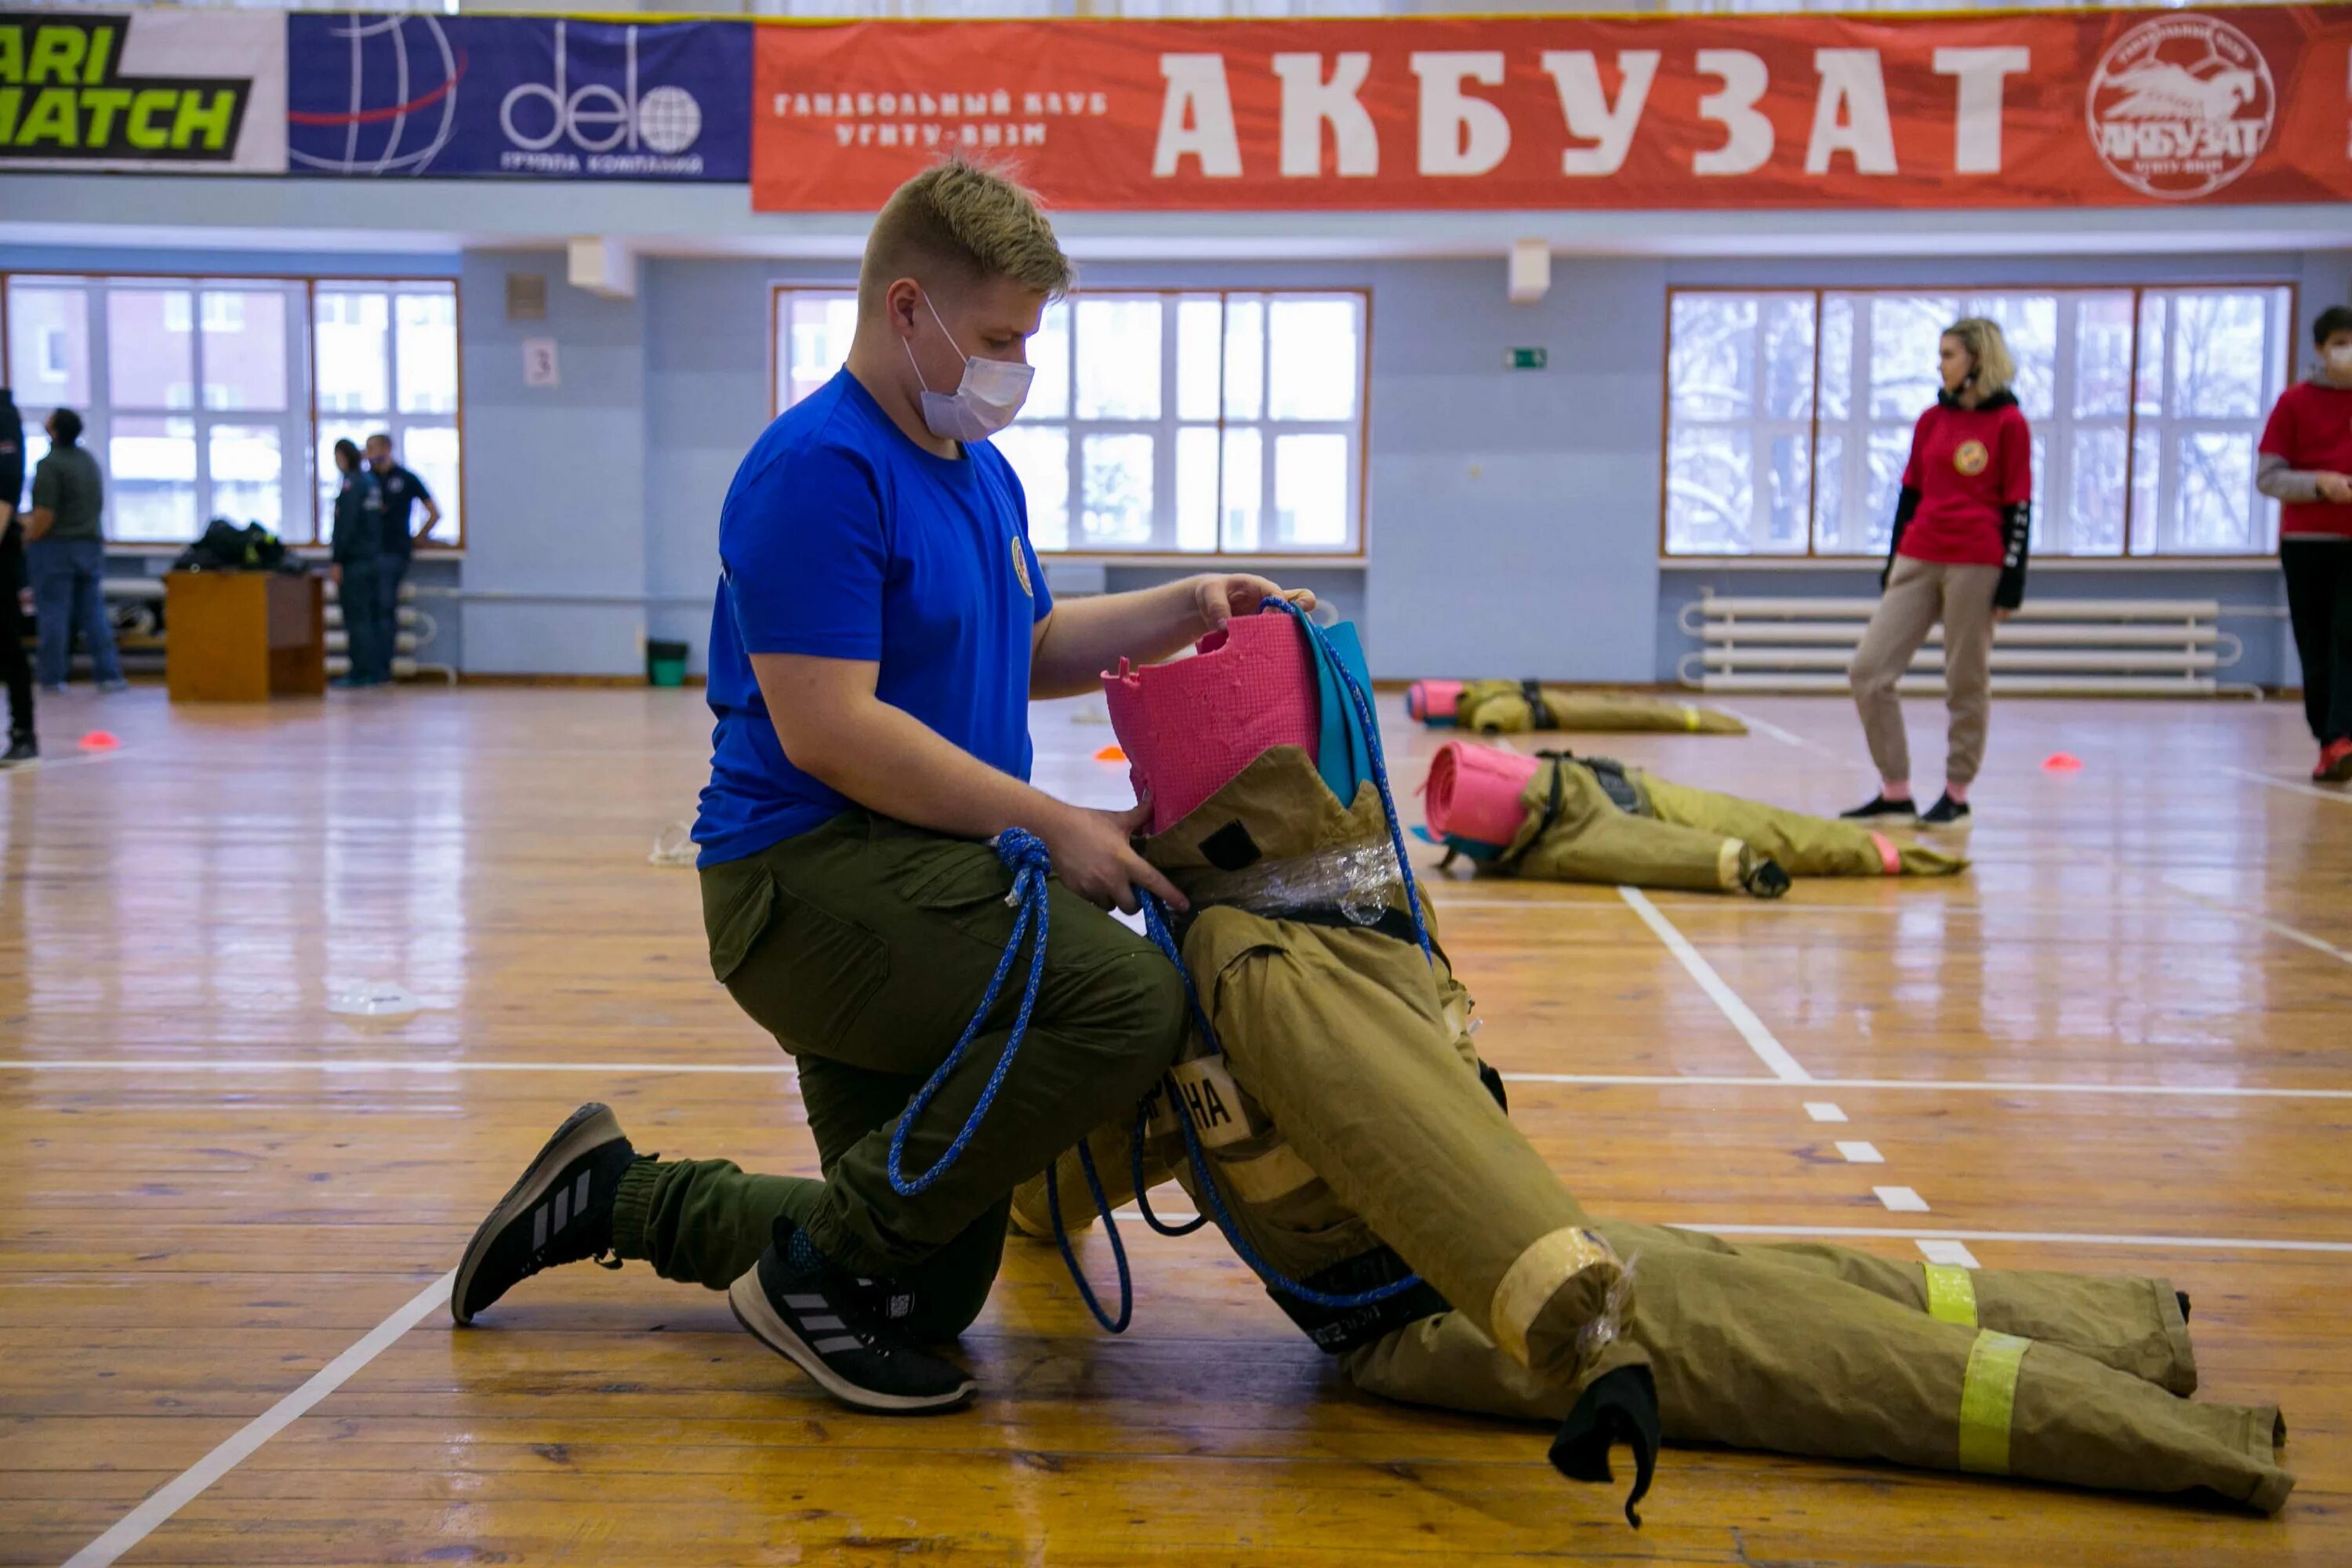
[2085,15,2274,201]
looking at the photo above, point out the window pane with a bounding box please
[1818,296,1852,422]
[1075,299,1160,420]
[2134,294,2167,417]
[201,290,288,413]
[1080,434,1153,547]
[402,426,462,544]
[1670,296,1759,420]
[1175,426,1218,553]
[1866,296,1957,419]
[1023,303,1070,423]
[1224,298,1264,422]
[1865,425,1912,546]
[2177,431,2255,551]
[991,426,1069,551]
[2068,426,2128,556]
[1268,299,1359,421]
[1274,433,1350,548]
[108,415,198,543]
[2130,426,2161,554]
[782,292,858,411]
[108,288,196,411]
[1811,432,1846,552]
[1178,298,1223,423]
[1761,296,1815,420]
[1221,428,1262,553]
[2169,292,2268,419]
[8,285,91,409]
[1665,426,1752,554]
[316,292,390,413]
[1967,294,2055,420]
[396,290,459,415]
[208,424,283,533]
[2074,295,2134,419]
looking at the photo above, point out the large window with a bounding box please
[1664,285,2295,559]
[0,273,461,549]
[772,286,1368,557]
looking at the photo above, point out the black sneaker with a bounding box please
[1840,793,1918,820]
[1919,793,1972,828]
[452,1102,639,1326]
[1,733,33,766]
[728,1221,978,1414]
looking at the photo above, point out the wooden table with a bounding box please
[162,570,325,702]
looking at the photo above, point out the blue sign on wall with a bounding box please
[287,15,749,181]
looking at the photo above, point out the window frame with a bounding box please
[1659,280,2299,564]
[768,282,1372,563]
[310,278,467,550]
[0,268,466,553]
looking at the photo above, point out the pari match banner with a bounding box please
[1,10,285,172]
[286,15,749,181]
[751,6,2352,212]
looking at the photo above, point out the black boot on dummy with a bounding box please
[1549,1364,1661,1527]
[1740,851,1791,899]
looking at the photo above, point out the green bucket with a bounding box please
[647,638,689,688]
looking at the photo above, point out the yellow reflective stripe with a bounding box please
[1680,705,1702,731]
[1957,1330,2031,1474]
[1922,1262,1979,1327]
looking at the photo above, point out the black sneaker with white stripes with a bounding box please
[728,1219,978,1414]
[452,1102,641,1327]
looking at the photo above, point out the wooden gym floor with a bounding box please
[4,682,2348,1566]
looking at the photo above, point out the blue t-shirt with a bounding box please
[693,369,1054,866]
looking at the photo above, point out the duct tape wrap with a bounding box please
[1183,841,1406,928]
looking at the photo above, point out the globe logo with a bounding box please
[287,16,464,176]
[637,86,702,158]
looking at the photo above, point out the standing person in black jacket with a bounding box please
[328,439,389,689]
[1842,317,2034,829]
[0,389,34,764]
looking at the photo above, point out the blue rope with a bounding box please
[1044,1138,1133,1333]
[1261,595,1432,964]
[884,828,1054,1197]
[1140,895,1427,1312]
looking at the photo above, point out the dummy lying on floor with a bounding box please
[1034,610,2290,1523]
[1410,678,1746,735]
[1424,742,1967,897]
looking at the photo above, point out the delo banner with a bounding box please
[1,10,285,172]
[750,6,2352,211]
[287,15,749,180]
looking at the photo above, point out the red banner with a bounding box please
[752,7,2350,212]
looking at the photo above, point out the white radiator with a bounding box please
[1678,593,2242,697]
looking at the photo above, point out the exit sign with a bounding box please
[1507,347,1548,371]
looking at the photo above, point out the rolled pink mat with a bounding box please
[1425,741,1542,848]
[1406,679,1464,724]
[1105,613,1321,835]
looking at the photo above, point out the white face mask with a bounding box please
[904,294,1033,442]
[2327,343,2352,379]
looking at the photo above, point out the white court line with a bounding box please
[1616,886,1812,1083]
[1708,706,1820,752]
[1835,1141,1885,1164]
[61,1269,454,1568]
[1498,1071,2352,1102]
[2159,879,2352,966]
[2217,764,2352,808]
[1696,1222,2352,1256]
[1804,1102,1849,1122]
[11,1061,2352,1104]
[2,745,132,776]
[1875,1185,1929,1212]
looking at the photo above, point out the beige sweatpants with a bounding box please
[1849,557,2002,788]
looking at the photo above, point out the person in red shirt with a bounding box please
[1843,317,2032,827]
[2256,304,2352,782]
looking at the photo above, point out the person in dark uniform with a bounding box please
[365,434,441,686]
[328,438,388,689]
[0,387,33,764]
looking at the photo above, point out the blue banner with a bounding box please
[287,15,748,181]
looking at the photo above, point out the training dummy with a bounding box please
[1425,742,1967,898]
[1024,607,2291,1522]
[1410,678,1746,735]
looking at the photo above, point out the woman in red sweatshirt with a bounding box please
[2256,304,2352,783]
[1843,317,2032,828]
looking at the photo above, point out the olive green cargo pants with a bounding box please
[609,810,1187,1313]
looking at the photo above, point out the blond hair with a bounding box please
[1944,317,2016,403]
[858,157,1073,317]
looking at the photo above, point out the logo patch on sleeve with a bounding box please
[1010,535,1034,597]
